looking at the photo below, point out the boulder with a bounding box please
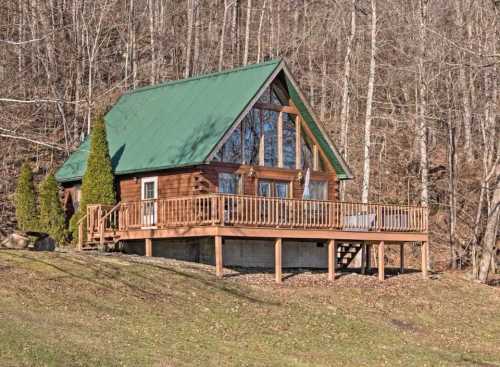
[0,231,31,249]
[25,231,56,251]
[33,235,56,251]
[0,230,56,251]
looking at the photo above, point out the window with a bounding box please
[275,182,289,198]
[307,180,327,201]
[143,181,155,199]
[242,109,261,165]
[212,81,325,173]
[141,177,158,200]
[263,110,278,167]
[258,181,272,197]
[301,130,314,170]
[215,125,242,163]
[283,113,296,169]
[218,173,241,194]
[257,84,286,105]
[258,180,290,198]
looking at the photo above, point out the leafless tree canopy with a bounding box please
[0,0,498,278]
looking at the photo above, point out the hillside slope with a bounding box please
[0,250,498,367]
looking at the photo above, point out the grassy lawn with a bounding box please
[0,250,498,367]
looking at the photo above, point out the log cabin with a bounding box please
[56,59,429,282]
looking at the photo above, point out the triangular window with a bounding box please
[212,79,326,172]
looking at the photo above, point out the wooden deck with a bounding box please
[79,194,429,282]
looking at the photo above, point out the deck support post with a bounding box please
[328,239,336,281]
[275,238,282,283]
[77,222,84,251]
[378,241,385,281]
[99,222,105,250]
[421,241,428,279]
[215,236,223,278]
[361,243,367,275]
[366,244,372,273]
[400,244,405,274]
[145,238,152,257]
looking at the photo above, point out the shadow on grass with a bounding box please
[0,251,279,306]
[121,258,281,306]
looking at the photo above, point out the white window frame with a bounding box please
[141,176,158,228]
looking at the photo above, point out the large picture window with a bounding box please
[258,180,290,198]
[218,173,241,194]
[214,125,242,163]
[263,110,278,167]
[308,180,327,201]
[283,113,296,169]
[212,81,324,173]
[301,131,314,170]
[242,109,260,165]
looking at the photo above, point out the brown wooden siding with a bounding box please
[63,162,339,206]
[201,162,338,201]
[118,168,201,202]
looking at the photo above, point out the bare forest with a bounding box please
[0,0,498,280]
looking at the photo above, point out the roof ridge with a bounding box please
[123,58,283,96]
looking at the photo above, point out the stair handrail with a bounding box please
[98,202,122,232]
[76,213,88,251]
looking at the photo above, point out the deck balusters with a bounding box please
[87,194,428,237]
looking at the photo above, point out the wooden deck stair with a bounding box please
[336,242,362,269]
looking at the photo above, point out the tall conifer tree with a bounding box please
[39,173,67,244]
[14,163,39,232]
[70,116,116,241]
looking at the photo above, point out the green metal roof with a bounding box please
[56,59,352,183]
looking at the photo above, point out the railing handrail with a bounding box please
[216,193,426,210]
[77,213,88,225]
[125,193,426,210]
[99,202,122,223]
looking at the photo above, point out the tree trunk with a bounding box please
[256,0,266,63]
[148,0,156,84]
[447,115,458,269]
[320,54,327,121]
[417,0,429,208]
[185,0,194,78]
[339,0,356,201]
[243,0,251,65]
[193,2,200,75]
[478,163,500,282]
[477,5,498,282]
[218,0,231,71]
[361,0,376,204]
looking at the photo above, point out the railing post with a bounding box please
[219,195,225,226]
[77,221,84,251]
[99,221,105,250]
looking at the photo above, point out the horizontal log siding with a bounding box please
[118,168,201,202]
[65,162,338,207]
[202,162,338,201]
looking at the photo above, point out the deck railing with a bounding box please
[87,194,428,236]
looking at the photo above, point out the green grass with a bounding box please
[0,250,499,367]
